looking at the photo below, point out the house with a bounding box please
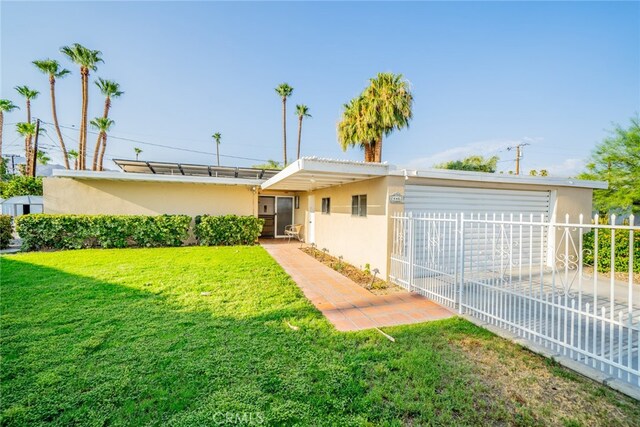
[44,157,607,278]
[1,195,44,217]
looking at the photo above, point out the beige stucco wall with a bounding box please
[44,177,257,216]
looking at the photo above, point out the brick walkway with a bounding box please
[261,241,453,331]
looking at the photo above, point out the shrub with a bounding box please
[195,215,264,246]
[582,228,640,273]
[16,214,191,251]
[0,176,43,199]
[0,215,12,249]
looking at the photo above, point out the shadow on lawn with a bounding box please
[0,256,488,427]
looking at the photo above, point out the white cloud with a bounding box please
[401,137,542,169]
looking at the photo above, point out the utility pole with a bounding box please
[2,154,19,175]
[31,119,40,177]
[507,142,530,175]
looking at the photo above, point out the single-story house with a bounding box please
[44,157,607,278]
[1,195,44,217]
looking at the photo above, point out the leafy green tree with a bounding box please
[295,105,311,160]
[539,169,548,177]
[134,147,142,160]
[36,150,51,165]
[578,117,640,214]
[15,122,45,176]
[212,132,222,166]
[275,83,293,166]
[0,175,43,199]
[337,73,413,162]
[60,43,103,170]
[529,170,538,176]
[0,99,19,158]
[90,117,114,171]
[14,86,39,172]
[252,160,282,170]
[435,155,499,173]
[94,78,123,171]
[67,149,79,170]
[33,59,71,169]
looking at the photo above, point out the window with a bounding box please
[351,194,367,217]
[321,198,331,214]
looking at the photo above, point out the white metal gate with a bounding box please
[390,212,640,390]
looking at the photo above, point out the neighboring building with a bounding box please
[1,195,44,217]
[44,157,607,279]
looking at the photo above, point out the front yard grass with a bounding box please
[1,247,639,426]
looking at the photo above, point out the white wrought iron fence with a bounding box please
[389,212,640,388]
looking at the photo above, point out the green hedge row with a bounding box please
[583,229,640,273]
[195,215,264,246]
[0,215,12,250]
[16,214,192,251]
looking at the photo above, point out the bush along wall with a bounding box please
[16,214,192,251]
[0,215,12,250]
[195,215,264,246]
[582,229,640,273]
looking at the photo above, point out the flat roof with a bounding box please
[52,169,264,186]
[260,157,607,191]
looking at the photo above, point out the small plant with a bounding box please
[364,263,371,275]
[0,215,13,249]
[333,255,345,272]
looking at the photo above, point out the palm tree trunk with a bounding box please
[374,135,383,163]
[282,98,287,166]
[91,132,102,171]
[80,68,89,169]
[98,134,106,171]
[364,142,373,162]
[50,76,70,169]
[25,99,32,174]
[296,115,303,160]
[103,97,110,119]
[216,143,220,166]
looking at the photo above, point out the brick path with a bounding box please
[261,241,453,331]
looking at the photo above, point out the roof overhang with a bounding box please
[260,157,390,191]
[51,169,263,186]
[392,168,608,189]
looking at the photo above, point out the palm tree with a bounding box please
[15,122,37,175]
[0,99,19,158]
[275,83,293,166]
[337,96,377,162]
[362,73,413,162]
[90,117,114,171]
[67,149,79,170]
[14,86,39,170]
[95,78,123,120]
[60,43,103,170]
[212,132,222,166]
[295,105,311,160]
[37,150,51,165]
[33,59,71,169]
[134,147,142,160]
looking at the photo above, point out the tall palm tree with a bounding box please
[33,59,71,169]
[90,117,114,171]
[0,99,19,159]
[67,149,79,170]
[134,147,142,160]
[37,150,51,165]
[337,96,377,162]
[60,43,103,170]
[294,105,311,160]
[14,86,39,169]
[15,122,37,175]
[362,72,413,162]
[212,132,222,166]
[95,78,123,119]
[275,83,293,166]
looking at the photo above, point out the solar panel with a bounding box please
[113,159,281,180]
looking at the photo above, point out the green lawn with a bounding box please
[1,247,639,426]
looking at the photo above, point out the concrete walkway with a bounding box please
[261,241,452,331]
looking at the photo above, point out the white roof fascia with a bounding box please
[392,168,608,190]
[51,169,263,186]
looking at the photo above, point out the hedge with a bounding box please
[16,214,192,251]
[195,215,264,246]
[582,229,640,273]
[0,215,12,249]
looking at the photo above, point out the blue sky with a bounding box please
[1,1,638,175]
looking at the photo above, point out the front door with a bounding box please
[275,196,294,237]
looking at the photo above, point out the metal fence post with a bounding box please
[458,212,465,314]
[408,212,415,293]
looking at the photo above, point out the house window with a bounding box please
[321,198,331,214]
[351,194,367,217]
